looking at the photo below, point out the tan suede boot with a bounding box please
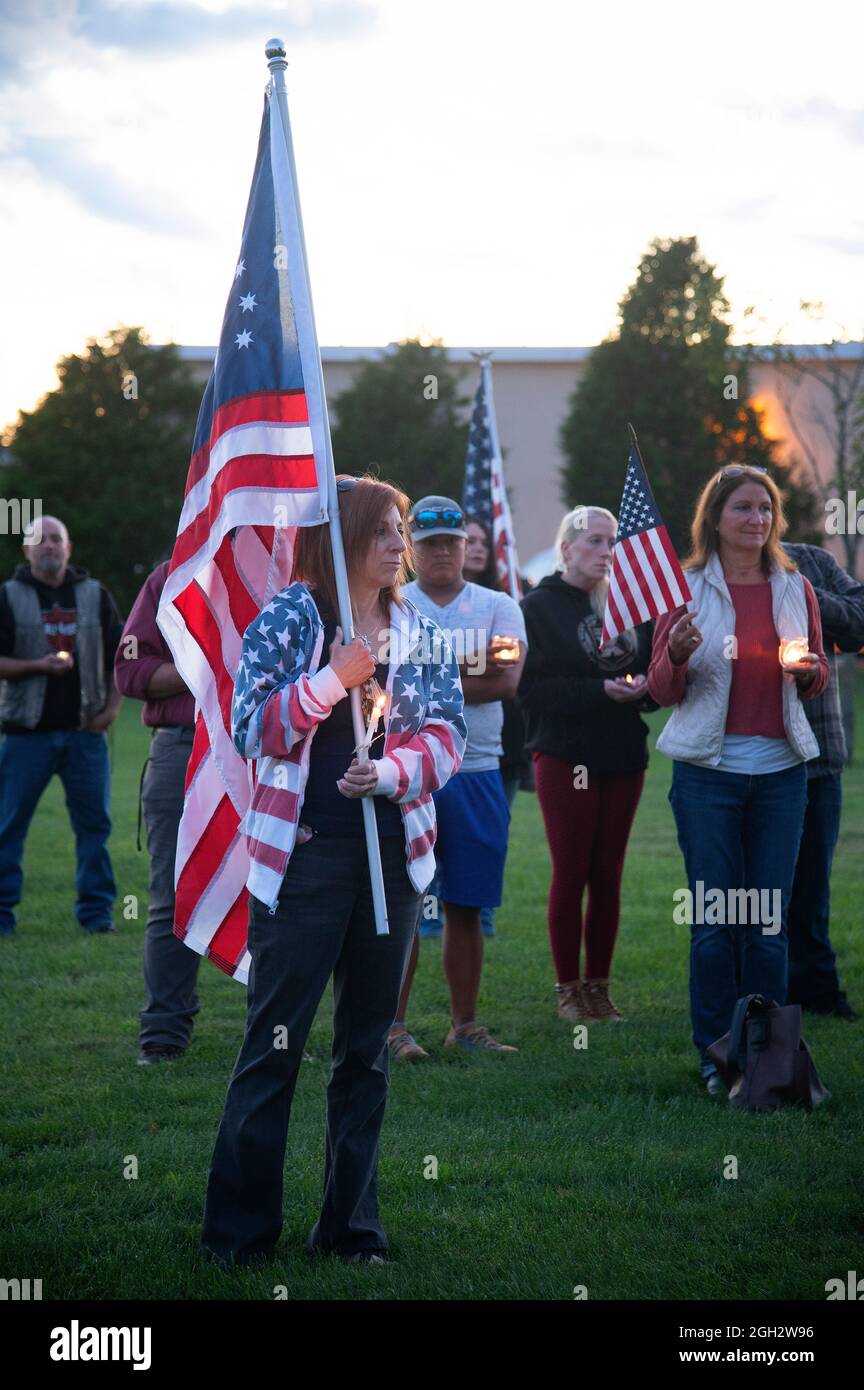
[555,980,590,1022]
[581,979,625,1022]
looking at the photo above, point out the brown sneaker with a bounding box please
[443,1023,518,1053]
[581,979,625,1022]
[555,980,589,1022]
[387,1028,430,1061]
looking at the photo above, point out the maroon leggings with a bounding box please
[533,753,645,982]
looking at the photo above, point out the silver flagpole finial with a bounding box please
[265,37,287,68]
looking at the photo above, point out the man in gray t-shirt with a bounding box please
[389,496,527,1058]
[404,577,527,774]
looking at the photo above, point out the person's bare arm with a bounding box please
[145,661,189,698]
[84,680,123,733]
[0,653,72,681]
[460,647,527,705]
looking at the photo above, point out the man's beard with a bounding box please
[37,555,63,575]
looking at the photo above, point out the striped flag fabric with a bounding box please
[462,359,523,598]
[600,441,692,647]
[156,83,330,978]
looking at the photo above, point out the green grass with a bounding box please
[1,678,862,1301]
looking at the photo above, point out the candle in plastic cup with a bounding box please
[490,634,520,663]
[779,638,809,667]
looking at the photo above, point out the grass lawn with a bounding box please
[1,675,862,1302]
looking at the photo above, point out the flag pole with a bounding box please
[265,38,389,935]
[477,353,520,600]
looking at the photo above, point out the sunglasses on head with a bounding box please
[411,508,463,530]
[715,465,768,486]
[336,477,359,493]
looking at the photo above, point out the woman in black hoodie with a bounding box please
[518,506,655,1024]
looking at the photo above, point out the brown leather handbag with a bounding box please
[707,994,830,1111]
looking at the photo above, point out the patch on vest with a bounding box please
[42,603,77,653]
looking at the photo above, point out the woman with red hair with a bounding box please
[202,475,466,1267]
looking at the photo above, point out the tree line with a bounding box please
[2,237,859,614]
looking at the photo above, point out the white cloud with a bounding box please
[2,0,864,431]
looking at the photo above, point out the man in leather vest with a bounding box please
[0,515,124,934]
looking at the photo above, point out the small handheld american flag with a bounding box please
[600,426,692,648]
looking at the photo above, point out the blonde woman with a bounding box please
[518,506,655,1023]
[648,466,828,1094]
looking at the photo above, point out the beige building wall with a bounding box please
[176,344,864,577]
[180,345,589,567]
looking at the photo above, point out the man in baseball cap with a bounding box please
[390,494,527,1058]
[407,496,469,543]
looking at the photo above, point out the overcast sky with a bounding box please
[1,0,863,433]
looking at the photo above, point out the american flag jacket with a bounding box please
[232,581,467,910]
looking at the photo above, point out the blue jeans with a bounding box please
[787,772,843,1008]
[0,730,116,931]
[668,760,807,1074]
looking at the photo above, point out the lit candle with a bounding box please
[490,634,520,664]
[358,692,388,762]
[779,638,809,667]
[56,650,72,664]
[624,673,633,685]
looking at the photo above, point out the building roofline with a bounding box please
[166,345,597,364]
[741,342,864,362]
[161,342,864,365]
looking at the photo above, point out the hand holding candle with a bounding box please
[779,637,819,686]
[779,638,809,668]
[40,650,74,676]
[489,634,521,665]
[603,673,647,702]
[339,689,387,798]
[337,755,380,798]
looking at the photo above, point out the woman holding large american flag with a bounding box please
[201,475,466,1268]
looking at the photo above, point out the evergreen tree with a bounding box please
[330,340,470,502]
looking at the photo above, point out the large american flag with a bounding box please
[462,359,523,598]
[601,442,691,647]
[157,84,330,976]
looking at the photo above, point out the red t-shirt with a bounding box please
[648,575,828,730]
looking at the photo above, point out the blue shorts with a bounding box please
[432,768,511,910]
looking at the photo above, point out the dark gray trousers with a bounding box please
[139,727,200,1049]
[201,832,420,1264]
